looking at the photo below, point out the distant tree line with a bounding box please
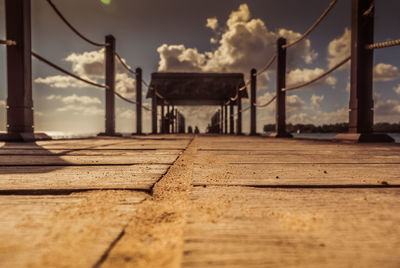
[264,122,400,133]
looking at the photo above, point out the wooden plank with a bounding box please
[0,165,168,191]
[0,191,147,268]
[183,187,400,267]
[0,154,179,165]
[193,164,400,186]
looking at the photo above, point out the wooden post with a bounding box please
[105,35,116,135]
[3,0,34,141]
[334,0,393,142]
[250,68,257,135]
[224,105,228,134]
[135,68,142,134]
[220,105,224,134]
[166,105,170,133]
[172,106,175,134]
[161,103,165,134]
[271,38,292,138]
[237,94,242,135]
[175,109,179,134]
[151,90,157,134]
[229,103,234,134]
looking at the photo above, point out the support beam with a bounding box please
[236,94,242,135]
[229,103,234,134]
[135,68,142,135]
[271,38,292,138]
[166,105,170,134]
[220,105,224,134]
[2,0,34,141]
[250,68,257,135]
[105,35,116,136]
[334,0,393,142]
[151,91,157,134]
[172,106,175,134]
[161,103,165,134]
[224,105,228,134]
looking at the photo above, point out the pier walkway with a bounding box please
[0,135,399,267]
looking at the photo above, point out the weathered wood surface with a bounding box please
[1,135,400,267]
[194,136,400,186]
[0,135,190,191]
[183,187,400,268]
[0,191,147,268]
[182,136,400,268]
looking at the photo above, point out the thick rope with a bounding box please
[141,80,169,104]
[283,0,338,49]
[255,54,277,76]
[115,52,137,75]
[367,39,400,50]
[114,91,137,105]
[0,40,16,46]
[283,55,350,91]
[46,0,106,47]
[254,95,277,108]
[32,51,108,89]
[239,80,251,91]
[240,106,251,113]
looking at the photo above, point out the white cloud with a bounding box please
[157,4,316,75]
[34,49,136,98]
[62,94,101,105]
[346,81,350,92]
[47,94,101,105]
[374,93,400,117]
[287,68,337,88]
[311,94,324,107]
[35,75,93,89]
[394,84,400,95]
[278,29,317,65]
[56,105,104,116]
[327,28,351,69]
[117,108,135,119]
[373,63,400,82]
[206,17,218,31]
[0,100,6,107]
[287,94,305,112]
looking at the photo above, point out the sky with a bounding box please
[1,0,400,134]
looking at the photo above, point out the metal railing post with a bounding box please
[3,0,34,141]
[229,103,234,134]
[271,38,292,138]
[161,103,165,134]
[151,90,157,134]
[236,93,242,135]
[334,0,393,142]
[224,105,228,134]
[135,68,142,134]
[250,68,257,135]
[105,35,116,135]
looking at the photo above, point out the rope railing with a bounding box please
[31,51,108,89]
[282,0,338,49]
[141,79,169,105]
[46,0,107,47]
[240,106,251,113]
[114,91,137,105]
[367,39,400,50]
[283,55,350,92]
[255,54,277,76]
[115,52,137,75]
[0,40,16,46]
[254,95,277,108]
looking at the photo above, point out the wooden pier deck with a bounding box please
[0,135,399,267]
